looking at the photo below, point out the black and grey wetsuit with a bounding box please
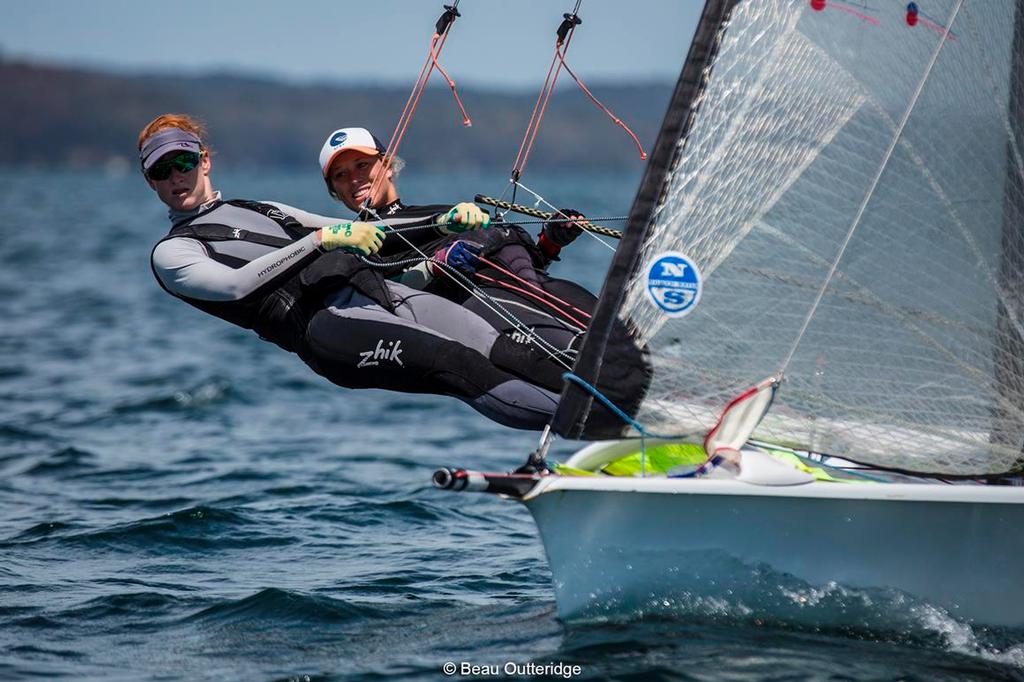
[370,199,599,359]
[369,199,650,430]
[150,194,562,430]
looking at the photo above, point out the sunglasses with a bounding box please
[146,151,202,181]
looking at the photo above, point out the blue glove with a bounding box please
[430,240,483,277]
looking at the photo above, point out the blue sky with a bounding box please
[1,1,701,88]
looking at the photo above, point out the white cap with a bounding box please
[318,127,386,177]
[139,128,202,171]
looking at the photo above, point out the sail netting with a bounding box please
[555,0,1024,475]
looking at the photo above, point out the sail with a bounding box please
[555,0,1024,475]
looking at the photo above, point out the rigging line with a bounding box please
[476,254,592,322]
[776,0,964,377]
[475,194,626,236]
[552,41,648,161]
[359,248,575,367]
[368,4,470,207]
[489,178,517,222]
[475,272,588,330]
[519,34,574,177]
[361,215,576,367]
[426,18,472,127]
[562,372,689,439]
[511,50,562,178]
[514,50,566,178]
[379,218,628,234]
[511,7,582,180]
[435,272,577,365]
[380,28,449,174]
[354,193,581,360]
[378,43,435,183]
[489,216,628,227]
[512,176,614,250]
[514,6,581,178]
[474,266,589,330]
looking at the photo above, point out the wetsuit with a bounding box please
[369,200,598,363]
[150,193,562,430]
[366,199,651,431]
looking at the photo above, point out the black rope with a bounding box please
[367,216,627,233]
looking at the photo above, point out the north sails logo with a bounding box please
[357,339,404,368]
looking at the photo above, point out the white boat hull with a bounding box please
[524,473,1024,626]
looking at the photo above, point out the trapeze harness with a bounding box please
[150,198,563,430]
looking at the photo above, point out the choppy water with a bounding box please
[1,169,1022,681]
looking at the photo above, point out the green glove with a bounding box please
[435,202,491,234]
[320,222,386,255]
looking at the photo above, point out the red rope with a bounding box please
[474,272,589,330]
[429,37,472,127]
[554,43,648,161]
[381,38,436,169]
[511,28,577,179]
[368,13,471,209]
[368,36,438,208]
[476,255,592,321]
[511,50,563,178]
[511,11,648,181]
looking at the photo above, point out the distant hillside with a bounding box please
[2,58,672,172]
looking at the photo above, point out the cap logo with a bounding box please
[330,131,348,147]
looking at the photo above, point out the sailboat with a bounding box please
[436,0,1024,627]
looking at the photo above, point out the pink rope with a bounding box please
[554,43,648,160]
[474,272,589,330]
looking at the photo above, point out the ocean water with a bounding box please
[1,168,1023,681]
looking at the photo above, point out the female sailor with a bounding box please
[143,114,563,430]
[318,126,598,361]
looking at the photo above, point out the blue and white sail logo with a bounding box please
[645,251,702,317]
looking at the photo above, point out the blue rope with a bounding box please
[562,372,688,440]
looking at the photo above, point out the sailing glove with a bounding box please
[430,240,483,277]
[538,208,585,261]
[541,208,585,247]
[320,221,386,255]
[436,202,491,233]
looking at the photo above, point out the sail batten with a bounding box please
[558,0,1024,475]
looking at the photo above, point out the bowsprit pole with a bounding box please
[432,467,544,498]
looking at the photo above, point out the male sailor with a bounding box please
[142,114,564,430]
[318,126,597,358]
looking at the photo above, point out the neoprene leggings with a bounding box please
[465,244,597,355]
[304,282,561,430]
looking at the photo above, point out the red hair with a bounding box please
[137,113,208,150]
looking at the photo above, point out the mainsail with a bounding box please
[555,0,1024,475]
